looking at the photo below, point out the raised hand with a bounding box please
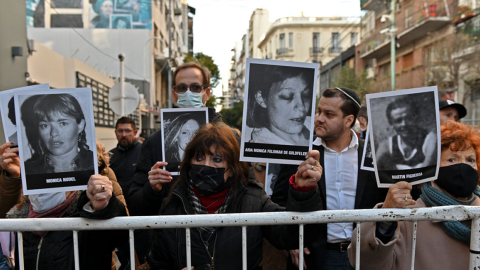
[86,174,113,211]
[0,142,20,178]
[148,161,173,192]
[295,150,322,187]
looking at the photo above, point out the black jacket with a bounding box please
[148,181,323,270]
[15,192,128,270]
[271,140,388,270]
[109,139,142,199]
[128,107,222,216]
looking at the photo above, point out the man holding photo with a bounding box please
[128,62,222,216]
[272,87,388,270]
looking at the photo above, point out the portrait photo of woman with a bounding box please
[246,62,315,146]
[162,109,208,174]
[16,89,97,194]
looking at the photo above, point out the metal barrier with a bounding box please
[2,205,480,270]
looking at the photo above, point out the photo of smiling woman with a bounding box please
[16,90,97,194]
[246,63,315,146]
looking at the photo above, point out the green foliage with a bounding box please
[331,66,373,102]
[205,94,218,108]
[183,52,221,88]
[220,101,243,131]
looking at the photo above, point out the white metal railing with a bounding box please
[2,206,480,270]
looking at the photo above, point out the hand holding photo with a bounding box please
[240,58,318,165]
[366,86,440,187]
[15,88,98,195]
[161,108,209,175]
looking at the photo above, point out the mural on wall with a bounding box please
[26,0,152,29]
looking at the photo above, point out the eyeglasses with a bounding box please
[173,83,206,93]
[116,129,134,134]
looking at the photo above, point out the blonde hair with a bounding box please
[96,140,110,168]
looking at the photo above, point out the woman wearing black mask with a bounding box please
[147,122,323,270]
[348,121,480,269]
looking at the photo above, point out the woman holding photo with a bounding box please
[22,94,94,175]
[0,140,128,270]
[247,65,314,146]
[147,122,323,269]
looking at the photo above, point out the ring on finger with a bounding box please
[101,184,105,192]
[404,194,408,201]
[0,158,3,162]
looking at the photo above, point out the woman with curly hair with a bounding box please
[349,121,480,269]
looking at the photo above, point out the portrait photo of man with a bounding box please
[367,87,440,186]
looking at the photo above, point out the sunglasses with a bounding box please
[173,83,206,93]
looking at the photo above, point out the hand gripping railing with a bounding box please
[1,205,480,270]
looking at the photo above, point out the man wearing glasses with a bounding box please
[127,62,222,217]
[109,116,142,270]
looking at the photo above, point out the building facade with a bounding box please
[24,0,192,136]
[356,0,480,123]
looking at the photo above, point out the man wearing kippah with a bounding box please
[271,87,388,270]
[439,99,467,125]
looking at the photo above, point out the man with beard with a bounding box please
[109,117,142,270]
[271,87,387,270]
[109,117,141,201]
[376,98,436,170]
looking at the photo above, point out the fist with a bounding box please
[86,174,113,211]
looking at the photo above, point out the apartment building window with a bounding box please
[278,33,287,55]
[154,25,159,49]
[76,72,115,127]
[330,32,341,53]
[351,32,358,46]
[289,32,294,48]
[312,33,321,53]
[76,72,140,128]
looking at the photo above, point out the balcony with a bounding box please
[277,48,289,55]
[361,0,376,11]
[310,47,324,54]
[329,47,342,54]
[359,0,451,60]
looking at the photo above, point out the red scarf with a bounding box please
[193,187,229,214]
[28,192,77,236]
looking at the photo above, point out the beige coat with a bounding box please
[348,194,480,270]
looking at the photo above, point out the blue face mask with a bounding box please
[176,90,205,108]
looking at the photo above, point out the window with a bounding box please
[351,32,358,46]
[289,32,294,48]
[331,32,340,53]
[279,33,286,48]
[313,33,320,48]
[76,72,139,128]
[278,33,287,55]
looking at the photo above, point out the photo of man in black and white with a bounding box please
[241,59,318,164]
[16,89,98,194]
[161,108,208,174]
[368,87,440,186]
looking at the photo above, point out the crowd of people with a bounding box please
[0,61,476,270]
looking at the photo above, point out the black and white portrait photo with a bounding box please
[240,58,318,165]
[0,84,50,148]
[265,163,281,196]
[161,108,208,175]
[360,126,374,171]
[15,88,98,195]
[367,86,440,187]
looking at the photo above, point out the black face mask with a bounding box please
[436,163,479,198]
[189,164,229,196]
